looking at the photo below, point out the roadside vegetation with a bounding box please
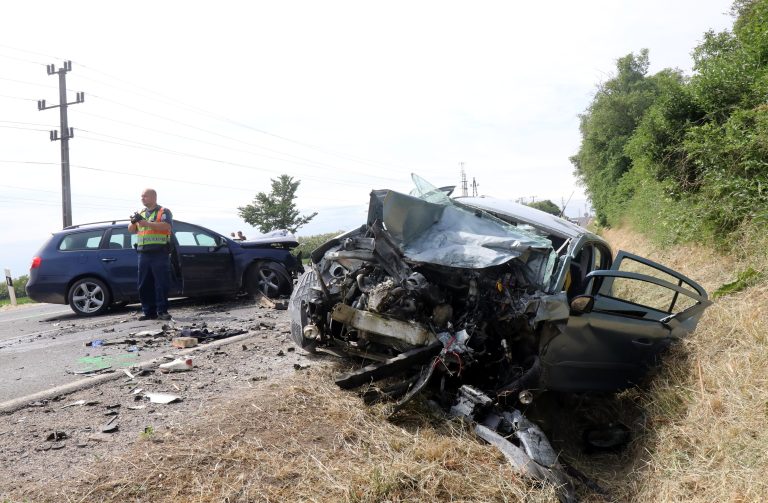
[572,0,768,247]
[569,1,768,500]
[0,274,33,306]
[293,230,345,263]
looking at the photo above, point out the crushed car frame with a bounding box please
[289,175,710,501]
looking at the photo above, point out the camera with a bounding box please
[130,212,145,224]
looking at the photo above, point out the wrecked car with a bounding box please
[289,175,710,500]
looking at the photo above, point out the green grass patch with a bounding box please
[713,267,764,299]
[0,297,35,307]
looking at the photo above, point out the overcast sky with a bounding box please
[1,1,734,277]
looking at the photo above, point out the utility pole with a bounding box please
[471,177,478,197]
[38,61,84,228]
[460,162,468,197]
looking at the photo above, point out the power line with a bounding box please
[74,130,391,189]
[75,109,402,183]
[0,94,37,102]
[0,44,409,175]
[85,94,405,184]
[73,64,411,174]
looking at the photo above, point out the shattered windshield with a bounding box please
[385,174,556,286]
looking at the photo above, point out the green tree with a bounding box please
[571,50,674,226]
[238,175,318,233]
[527,199,561,216]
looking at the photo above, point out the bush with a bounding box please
[293,231,345,262]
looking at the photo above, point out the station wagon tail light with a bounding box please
[30,256,42,269]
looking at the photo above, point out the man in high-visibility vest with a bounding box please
[128,188,174,321]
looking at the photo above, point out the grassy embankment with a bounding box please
[7,225,767,503]
[598,225,768,502]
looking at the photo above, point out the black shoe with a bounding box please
[138,314,157,321]
[157,312,172,321]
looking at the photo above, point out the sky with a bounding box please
[0,0,735,278]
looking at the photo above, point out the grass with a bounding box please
[0,297,35,307]
[598,225,768,502]
[16,374,554,503]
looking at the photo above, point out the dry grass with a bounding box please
[12,370,555,503]
[598,225,768,502]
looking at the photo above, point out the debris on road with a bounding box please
[45,431,68,441]
[144,392,182,404]
[101,416,119,433]
[71,367,112,375]
[172,336,198,348]
[158,358,193,373]
[132,329,165,337]
[60,399,99,409]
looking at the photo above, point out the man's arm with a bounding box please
[129,220,170,232]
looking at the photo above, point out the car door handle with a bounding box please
[632,338,653,347]
[100,258,117,262]
[181,254,196,258]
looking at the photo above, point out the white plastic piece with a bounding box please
[158,358,193,373]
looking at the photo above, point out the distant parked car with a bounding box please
[26,220,303,316]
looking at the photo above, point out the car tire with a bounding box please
[68,277,111,316]
[245,262,292,298]
[289,269,317,352]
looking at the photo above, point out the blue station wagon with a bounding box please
[26,220,303,316]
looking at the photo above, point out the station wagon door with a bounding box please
[540,251,711,392]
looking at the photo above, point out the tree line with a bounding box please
[572,0,768,245]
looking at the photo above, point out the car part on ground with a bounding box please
[289,174,711,501]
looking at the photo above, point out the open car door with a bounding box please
[540,251,711,392]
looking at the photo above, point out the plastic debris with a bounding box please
[144,392,182,404]
[159,358,193,373]
[133,329,164,337]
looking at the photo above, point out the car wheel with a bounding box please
[68,277,111,316]
[246,262,291,298]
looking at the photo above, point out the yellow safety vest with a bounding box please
[137,207,171,248]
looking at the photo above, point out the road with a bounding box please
[0,299,262,404]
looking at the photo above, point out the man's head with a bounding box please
[141,188,158,208]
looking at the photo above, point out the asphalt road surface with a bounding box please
[0,299,258,404]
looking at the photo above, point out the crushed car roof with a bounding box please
[457,196,592,240]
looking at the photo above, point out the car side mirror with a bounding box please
[570,295,595,314]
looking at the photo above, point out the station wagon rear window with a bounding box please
[58,230,103,251]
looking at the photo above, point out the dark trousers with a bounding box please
[137,251,170,315]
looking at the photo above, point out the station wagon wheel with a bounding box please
[246,262,291,298]
[68,277,111,316]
